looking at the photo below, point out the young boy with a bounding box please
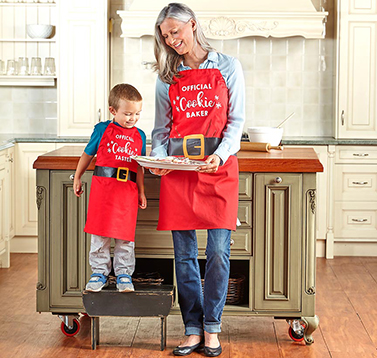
[74,83,147,292]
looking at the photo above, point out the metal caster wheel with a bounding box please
[61,318,80,337]
[288,326,304,342]
[287,319,305,342]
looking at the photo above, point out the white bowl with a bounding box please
[27,24,54,39]
[247,127,283,146]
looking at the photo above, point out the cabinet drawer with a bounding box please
[144,172,252,200]
[135,228,252,256]
[239,173,252,200]
[334,202,377,239]
[335,165,377,201]
[137,201,252,229]
[336,146,377,164]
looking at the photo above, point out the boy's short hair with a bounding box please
[109,83,142,110]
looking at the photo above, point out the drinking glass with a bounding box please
[18,57,29,75]
[0,60,5,75]
[6,60,17,75]
[44,57,56,76]
[30,57,42,75]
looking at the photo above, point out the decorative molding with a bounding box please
[306,286,316,295]
[36,282,46,291]
[201,17,279,38]
[307,189,316,214]
[117,10,328,40]
[36,186,44,210]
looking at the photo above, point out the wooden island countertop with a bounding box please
[33,145,323,173]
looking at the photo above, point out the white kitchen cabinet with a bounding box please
[0,147,14,268]
[15,143,55,238]
[333,145,377,255]
[57,0,110,136]
[336,0,377,138]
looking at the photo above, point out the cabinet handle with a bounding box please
[341,110,345,126]
[98,108,101,122]
[352,181,368,185]
[353,153,369,157]
[352,218,367,222]
[275,177,282,183]
[6,156,13,163]
[69,174,75,181]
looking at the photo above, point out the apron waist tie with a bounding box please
[93,166,137,183]
[168,137,221,158]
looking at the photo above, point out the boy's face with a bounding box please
[109,99,142,128]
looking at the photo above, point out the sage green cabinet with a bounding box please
[254,173,302,312]
[37,169,92,312]
[36,169,318,343]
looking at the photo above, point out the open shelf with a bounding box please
[0,75,56,86]
[0,38,55,42]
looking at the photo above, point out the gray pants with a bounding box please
[89,234,135,276]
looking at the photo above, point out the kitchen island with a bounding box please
[33,146,323,344]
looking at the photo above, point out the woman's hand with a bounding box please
[148,168,174,176]
[196,154,221,173]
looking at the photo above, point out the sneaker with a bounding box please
[117,274,135,292]
[85,273,108,292]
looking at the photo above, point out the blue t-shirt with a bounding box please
[84,120,146,156]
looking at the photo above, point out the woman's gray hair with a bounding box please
[153,2,215,84]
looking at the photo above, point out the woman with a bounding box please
[150,3,245,357]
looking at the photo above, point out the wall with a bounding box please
[110,0,335,138]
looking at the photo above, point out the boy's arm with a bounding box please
[136,165,147,209]
[73,152,94,197]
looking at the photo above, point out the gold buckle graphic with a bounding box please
[117,167,129,182]
[183,134,205,159]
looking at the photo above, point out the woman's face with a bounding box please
[159,17,196,56]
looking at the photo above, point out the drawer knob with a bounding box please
[352,218,367,222]
[352,181,368,185]
[275,177,282,184]
[69,174,75,181]
[353,153,369,157]
[230,239,234,246]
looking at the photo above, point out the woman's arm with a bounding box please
[150,77,172,158]
[214,57,245,164]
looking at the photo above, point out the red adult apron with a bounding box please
[84,122,142,241]
[157,68,239,231]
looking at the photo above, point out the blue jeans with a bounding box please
[172,229,231,336]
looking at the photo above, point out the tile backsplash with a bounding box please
[110,0,334,138]
[0,86,57,134]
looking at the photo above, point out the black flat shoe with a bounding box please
[204,343,222,357]
[173,340,204,356]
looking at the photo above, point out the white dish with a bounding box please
[247,127,283,146]
[27,24,54,39]
[132,156,207,171]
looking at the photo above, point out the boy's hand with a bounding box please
[148,167,173,176]
[73,177,83,197]
[138,193,147,209]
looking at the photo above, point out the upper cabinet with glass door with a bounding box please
[336,0,377,138]
[0,0,56,86]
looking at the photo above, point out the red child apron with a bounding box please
[157,68,239,231]
[84,122,143,241]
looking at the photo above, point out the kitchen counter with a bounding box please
[33,145,324,173]
[2,133,377,152]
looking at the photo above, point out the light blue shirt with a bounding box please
[151,51,245,164]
